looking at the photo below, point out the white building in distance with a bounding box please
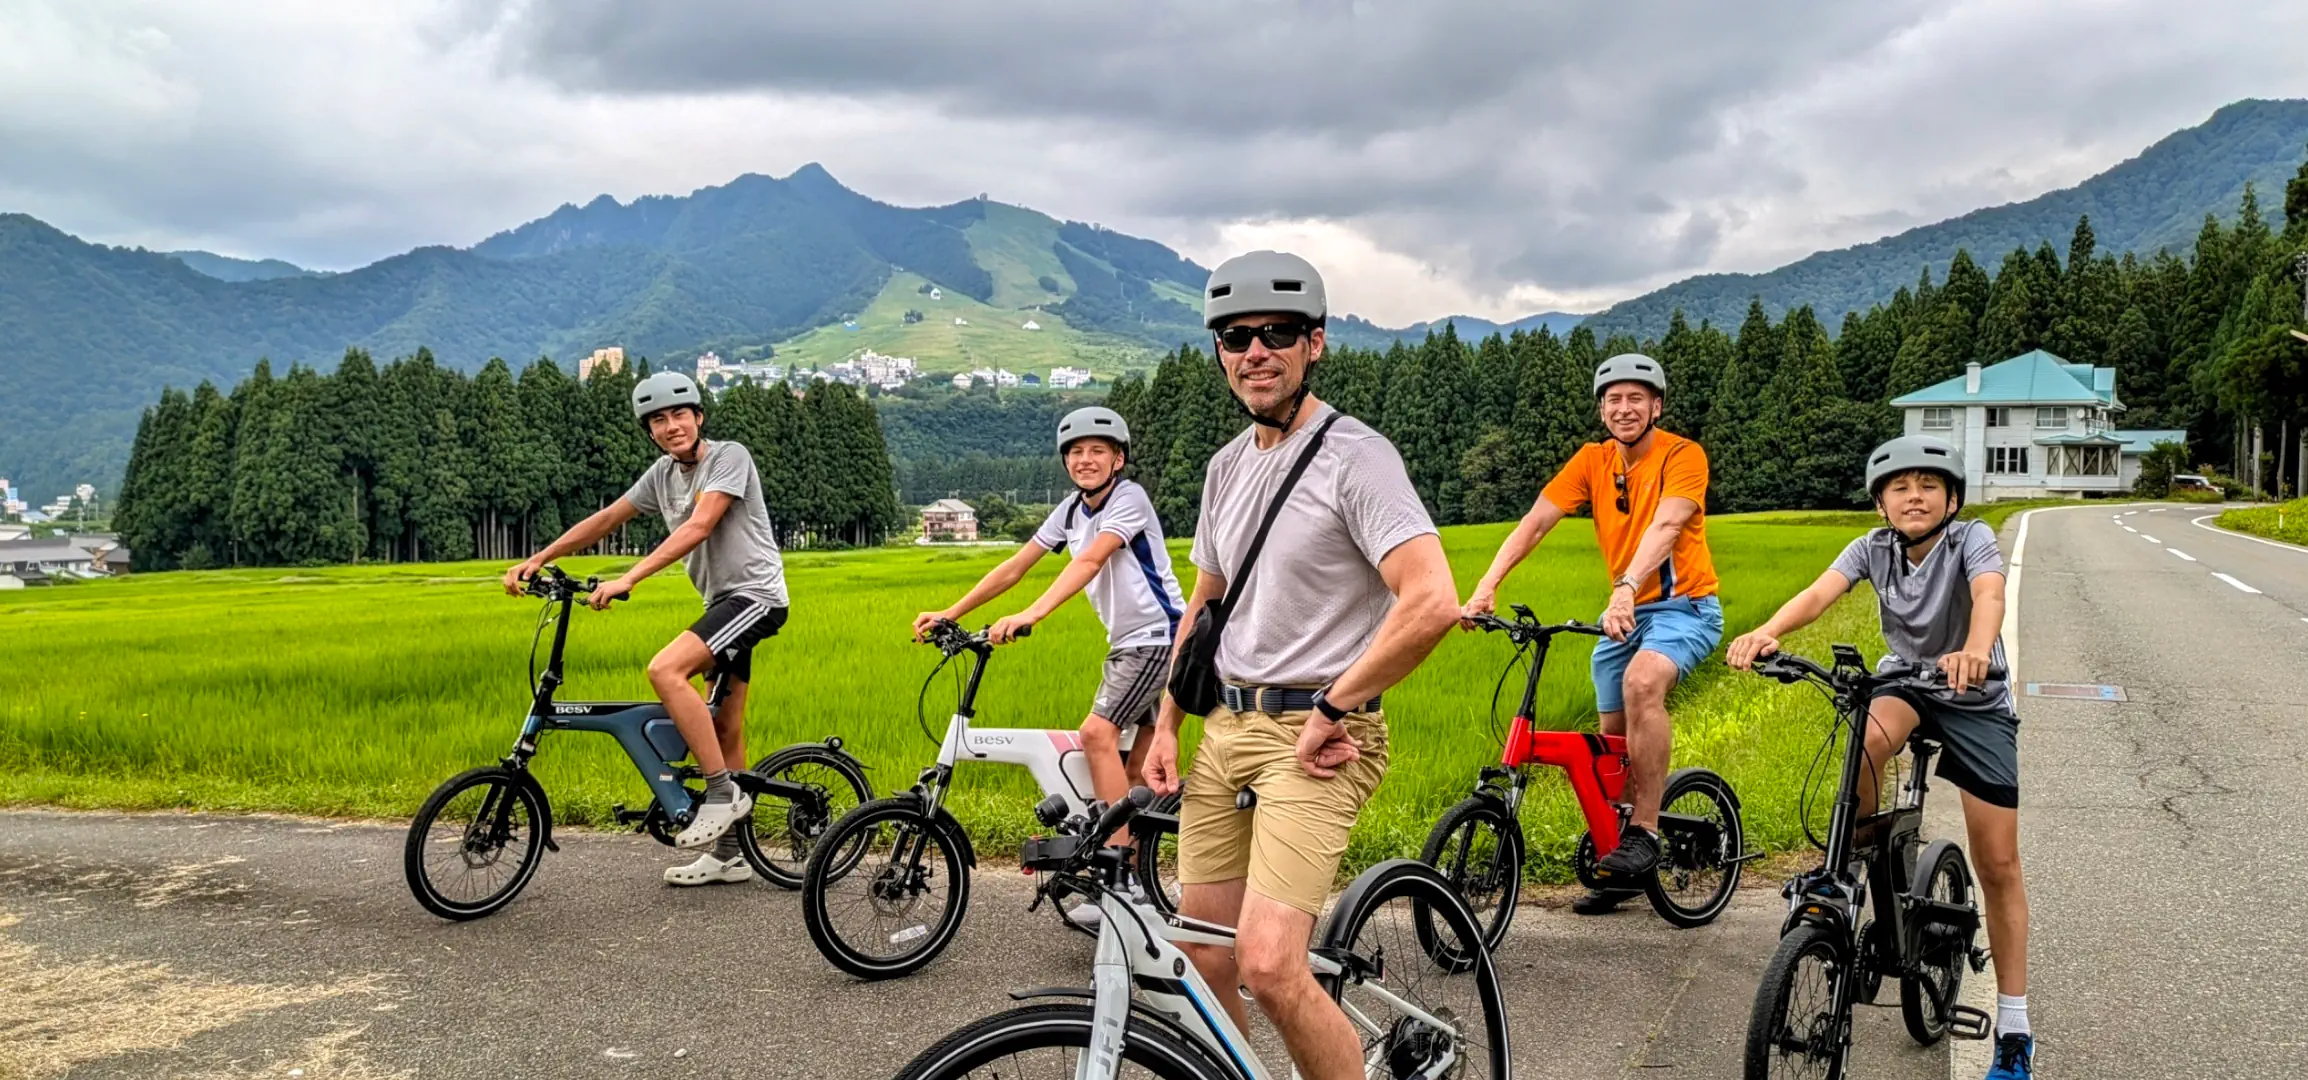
[1049,366,1094,389]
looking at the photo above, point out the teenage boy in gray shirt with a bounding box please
[1727,436,2036,1080]
[504,371,789,887]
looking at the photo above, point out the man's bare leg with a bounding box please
[1236,892,1360,1080]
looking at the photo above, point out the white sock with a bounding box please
[1996,993,2030,1038]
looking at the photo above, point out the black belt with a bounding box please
[1218,684,1381,716]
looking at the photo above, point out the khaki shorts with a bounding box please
[1176,704,1389,915]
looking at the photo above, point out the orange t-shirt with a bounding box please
[1539,431,1717,605]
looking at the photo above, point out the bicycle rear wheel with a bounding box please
[1646,767,1744,928]
[742,744,873,889]
[894,1003,1228,1080]
[1743,923,1851,1080]
[1900,841,1974,1045]
[1418,795,1523,957]
[1322,859,1511,1080]
[403,767,548,921]
[800,798,970,980]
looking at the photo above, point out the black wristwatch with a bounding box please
[1311,686,1350,724]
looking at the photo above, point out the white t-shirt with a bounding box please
[1031,480,1186,650]
[1190,406,1437,687]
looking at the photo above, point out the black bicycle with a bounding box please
[1742,645,1997,1079]
[402,565,872,920]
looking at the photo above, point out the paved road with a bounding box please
[2010,506,2308,1078]
[0,808,1947,1080]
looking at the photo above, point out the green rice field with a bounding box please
[0,514,1897,879]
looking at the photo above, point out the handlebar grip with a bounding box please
[1013,625,1032,638]
[1088,786,1156,848]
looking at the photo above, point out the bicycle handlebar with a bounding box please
[921,617,1030,655]
[1752,650,2006,693]
[520,564,615,602]
[1019,786,1154,875]
[1469,611,1606,643]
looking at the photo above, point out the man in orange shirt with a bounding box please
[1462,353,1722,913]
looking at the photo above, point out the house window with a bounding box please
[1921,407,1954,431]
[1989,447,2030,475]
[1985,407,2011,428]
[2034,406,2068,429]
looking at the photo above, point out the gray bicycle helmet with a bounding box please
[1055,406,1130,455]
[631,371,703,422]
[1203,250,1327,329]
[1865,435,1965,500]
[1593,353,1667,398]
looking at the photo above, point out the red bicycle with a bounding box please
[1423,604,1748,949]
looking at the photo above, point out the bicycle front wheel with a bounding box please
[1134,790,1184,917]
[403,767,547,921]
[1418,795,1523,956]
[895,1003,1230,1080]
[1322,859,1512,1080]
[1743,923,1851,1080]
[800,798,971,980]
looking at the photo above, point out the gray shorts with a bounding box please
[1091,645,1171,727]
[1873,687,2020,809]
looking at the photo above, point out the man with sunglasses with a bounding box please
[1144,251,1460,1080]
[1461,353,1721,914]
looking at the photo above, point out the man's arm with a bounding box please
[1726,569,1855,670]
[1599,496,1697,641]
[989,533,1122,643]
[1464,494,1570,618]
[504,498,640,593]
[1324,533,1461,708]
[1941,570,2006,692]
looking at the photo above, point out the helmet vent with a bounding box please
[1273,280,1303,293]
[1207,285,1232,299]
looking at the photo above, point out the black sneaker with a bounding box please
[1570,887,1640,915]
[1593,825,1662,880]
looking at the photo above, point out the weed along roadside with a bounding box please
[1,513,1896,885]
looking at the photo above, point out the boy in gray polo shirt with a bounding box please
[1727,436,2035,1080]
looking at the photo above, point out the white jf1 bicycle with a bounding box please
[800,619,1182,980]
[894,787,1512,1080]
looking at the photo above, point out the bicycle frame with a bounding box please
[912,631,1139,822]
[1052,877,1464,1080]
[1472,611,1633,851]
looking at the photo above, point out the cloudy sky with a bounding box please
[5,1,2306,325]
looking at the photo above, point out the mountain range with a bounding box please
[4,98,2306,501]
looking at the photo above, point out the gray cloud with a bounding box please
[2,1,2305,323]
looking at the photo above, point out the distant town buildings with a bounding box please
[0,477,24,520]
[1049,366,1094,389]
[1020,319,1042,331]
[0,532,131,585]
[579,346,626,381]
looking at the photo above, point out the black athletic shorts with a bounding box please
[689,593,787,683]
[1871,686,2020,809]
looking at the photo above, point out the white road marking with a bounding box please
[2212,572,2262,594]
[2141,534,2160,543]
[2125,510,2139,516]
[2149,508,2168,513]
[2192,514,2308,554]
[2168,548,2196,562]
[2123,526,2137,533]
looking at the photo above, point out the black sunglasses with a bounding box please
[1214,321,1310,354]
[1613,470,1629,514]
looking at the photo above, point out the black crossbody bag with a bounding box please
[1167,413,1343,716]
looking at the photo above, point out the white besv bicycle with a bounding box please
[800,619,1182,979]
[895,788,1512,1080]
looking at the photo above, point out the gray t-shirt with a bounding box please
[1829,519,2010,711]
[1189,406,1437,688]
[622,440,788,607]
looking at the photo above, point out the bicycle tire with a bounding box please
[741,744,873,889]
[1134,790,1185,917]
[800,797,971,980]
[893,1002,1230,1080]
[1322,858,1512,1080]
[1417,795,1523,957]
[1900,841,1973,1045]
[1646,767,1745,929]
[1743,923,1851,1080]
[403,766,548,921]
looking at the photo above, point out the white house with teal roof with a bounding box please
[1890,349,2184,500]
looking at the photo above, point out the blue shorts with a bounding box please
[1591,594,1723,713]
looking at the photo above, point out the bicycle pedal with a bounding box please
[1946,1005,1992,1040]
[610,803,645,827]
[1969,946,1992,973]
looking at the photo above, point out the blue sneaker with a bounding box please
[1984,1033,2033,1079]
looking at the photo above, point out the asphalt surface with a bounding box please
[0,807,1947,1080]
[2005,506,2308,1078]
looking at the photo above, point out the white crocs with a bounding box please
[675,791,753,849]
[664,851,754,886]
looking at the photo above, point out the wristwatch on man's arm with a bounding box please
[1310,686,1350,725]
[1612,574,1640,594]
